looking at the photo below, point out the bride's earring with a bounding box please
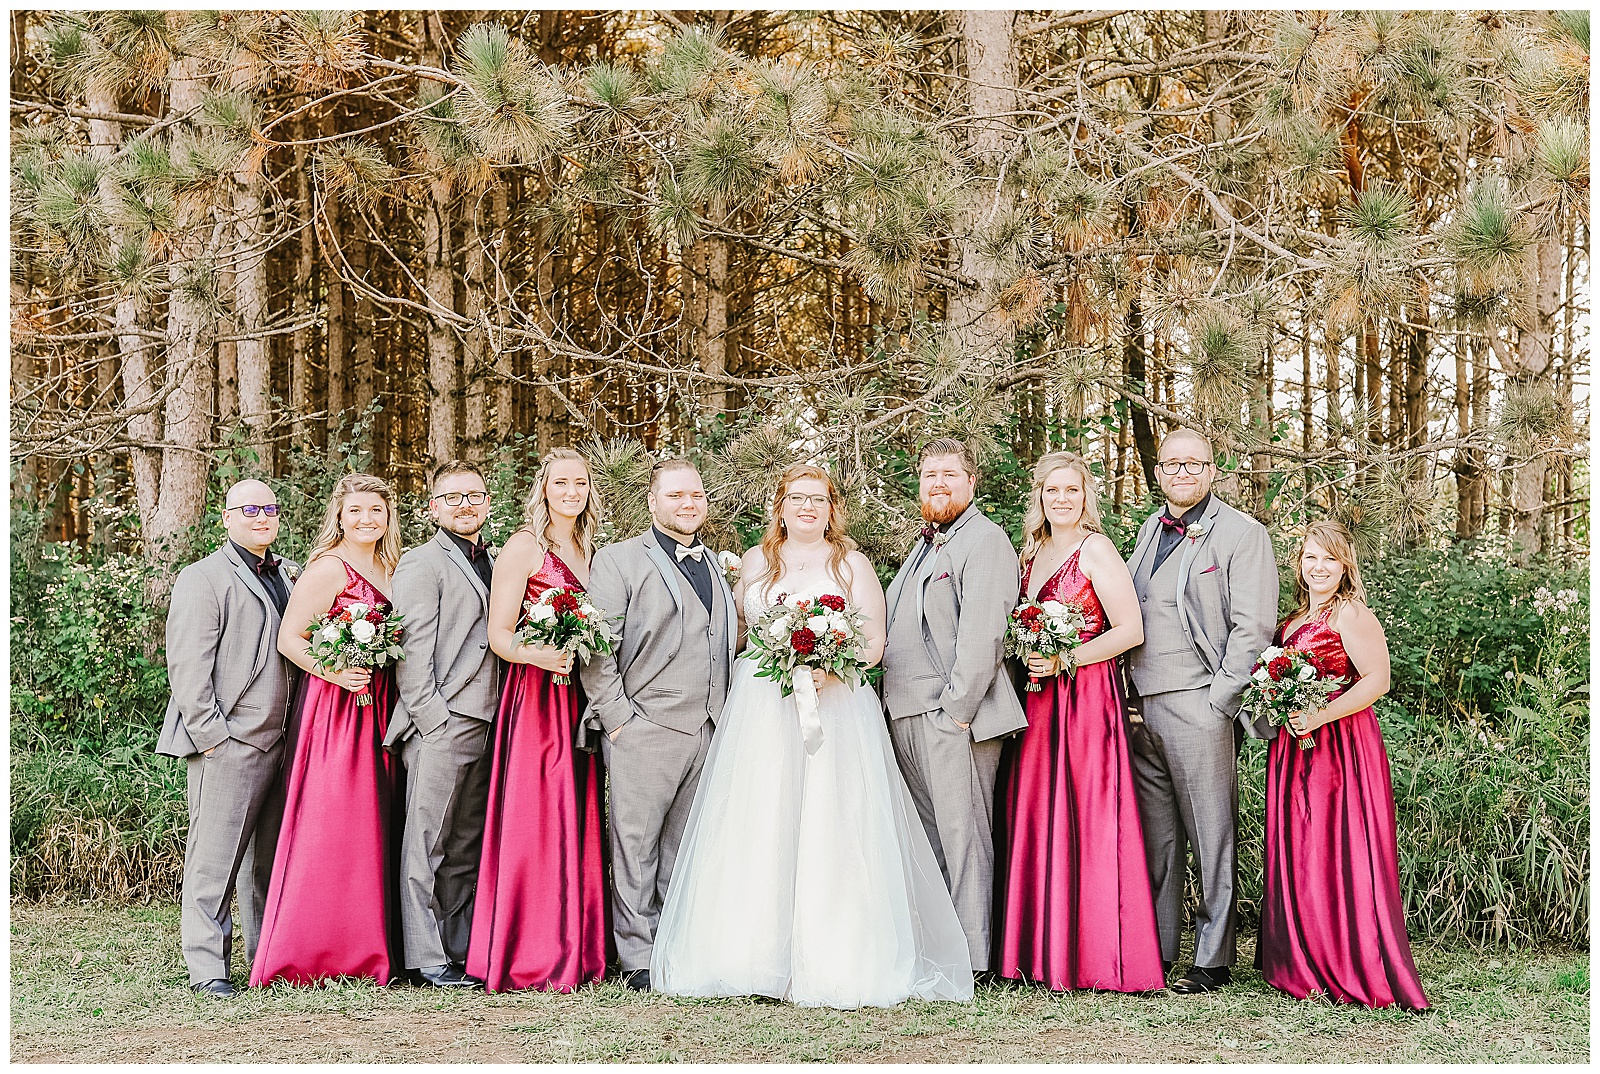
[779,519,787,534]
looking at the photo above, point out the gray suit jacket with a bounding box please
[1125,495,1279,737]
[386,529,500,747]
[157,543,299,758]
[882,504,1027,743]
[579,529,739,737]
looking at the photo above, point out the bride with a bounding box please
[650,463,973,1008]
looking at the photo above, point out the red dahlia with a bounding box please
[790,627,817,656]
[1266,655,1293,681]
[817,593,847,612]
[1017,606,1043,622]
[550,590,580,616]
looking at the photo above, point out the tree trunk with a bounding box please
[1124,298,1158,495]
[234,160,272,471]
[289,124,315,456]
[147,56,215,575]
[462,193,490,461]
[1507,234,1563,559]
[490,183,515,442]
[948,10,1019,367]
[324,124,347,426]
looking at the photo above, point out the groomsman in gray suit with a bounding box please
[389,460,500,989]
[580,458,739,991]
[882,438,1026,975]
[158,479,298,998]
[1125,428,1278,994]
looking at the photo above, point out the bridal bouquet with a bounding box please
[308,602,406,706]
[748,592,882,694]
[748,591,880,756]
[1240,645,1346,750]
[1004,598,1088,691]
[517,586,621,685]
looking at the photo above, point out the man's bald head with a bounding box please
[222,479,280,554]
[224,479,277,510]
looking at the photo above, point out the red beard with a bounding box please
[921,495,970,526]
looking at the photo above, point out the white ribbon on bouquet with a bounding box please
[791,667,825,756]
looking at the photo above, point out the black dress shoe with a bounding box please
[412,964,479,988]
[1170,965,1232,994]
[621,969,651,992]
[1163,960,1175,977]
[191,978,236,998]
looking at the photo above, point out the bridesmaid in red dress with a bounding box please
[466,448,613,992]
[994,452,1164,992]
[1258,521,1428,1010]
[252,473,403,987]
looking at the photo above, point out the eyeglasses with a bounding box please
[226,504,279,517]
[432,491,488,506]
[783,493,831,509]
[1157,461,1211,476]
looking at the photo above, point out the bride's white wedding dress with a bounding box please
[650,579,974,1008]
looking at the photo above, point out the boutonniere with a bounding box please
[932,530,952,551]
[718,550,741,588]
[283,563,300,582]
[1185,522,1207,543]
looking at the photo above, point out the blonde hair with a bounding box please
[1291,520,1368,619]
[1019,451,1104,567]
[307,473,402,575]
[756,463,856,595]
[519,448,602,561]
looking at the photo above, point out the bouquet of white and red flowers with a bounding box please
[747,591,880,755]
[748,591,882,694]
[1004,598,1088,691]
[1240,644,1347,750]
[516,586,621,685]
[308,601,406,706]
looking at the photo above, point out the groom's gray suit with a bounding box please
[1125,493,1277,970]
[881,503,1025,970]
[157,541,298,986]
[388,528,500,970]
[580,528,738,972]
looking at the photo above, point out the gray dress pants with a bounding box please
[181,736,285,984]
[887,708,1003,972]
[602,717,713,972]
[398,715,492,969]
[1128,687,1243,969]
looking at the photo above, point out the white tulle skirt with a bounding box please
[650,659,974,1008]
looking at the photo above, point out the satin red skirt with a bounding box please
[1259,707,1428,1009]
[465,663,611,992]
[994,659,1165,992]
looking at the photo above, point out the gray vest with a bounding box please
[883,588,944,717]
[678,585,730,727]
[1128,543,1212,696]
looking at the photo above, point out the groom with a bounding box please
[157,479,298,997]
[580,458,739,991]
[882,438,1026,976]
[1125,427,1278,994]
[388,460,500,988]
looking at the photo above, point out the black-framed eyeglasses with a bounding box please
[432,491,488,506]
[1157,461,1211,476]
[226,503,280,517]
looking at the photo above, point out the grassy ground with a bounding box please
[9,900,1589,1063]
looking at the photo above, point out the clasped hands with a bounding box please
[1025,651,1072,678]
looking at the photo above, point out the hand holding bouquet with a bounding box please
[308,601,406,706]
[747,591,880,755]
[517,586,621,685]
[1005,598,1088,691]
[1240,645,1346,750]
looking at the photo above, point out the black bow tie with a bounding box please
[919,525,938,542]
[253,552,279,577]
[1158,514,1186,536]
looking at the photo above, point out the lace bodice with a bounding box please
[743,578,847,625]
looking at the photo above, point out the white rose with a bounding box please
[1259,646,1283,662]
[345,602,368,621]
[1040,600,1068,616]
[528,603,557,624]
[1297,664,1315,681]
[719,550,741,571]
[766,622,790,642]
[1253,667,1270,682]
[320,624,343,643]
[350,619,376,644]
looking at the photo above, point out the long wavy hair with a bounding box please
[307,473,402,575]
[1290,519,1368,619]
[755,463,856,595]
[1019,451,1104,567]
[519,448,603,561]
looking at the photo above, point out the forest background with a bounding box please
[8,9,1590,955]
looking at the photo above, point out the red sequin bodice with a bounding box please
[1022,548,1107,640]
